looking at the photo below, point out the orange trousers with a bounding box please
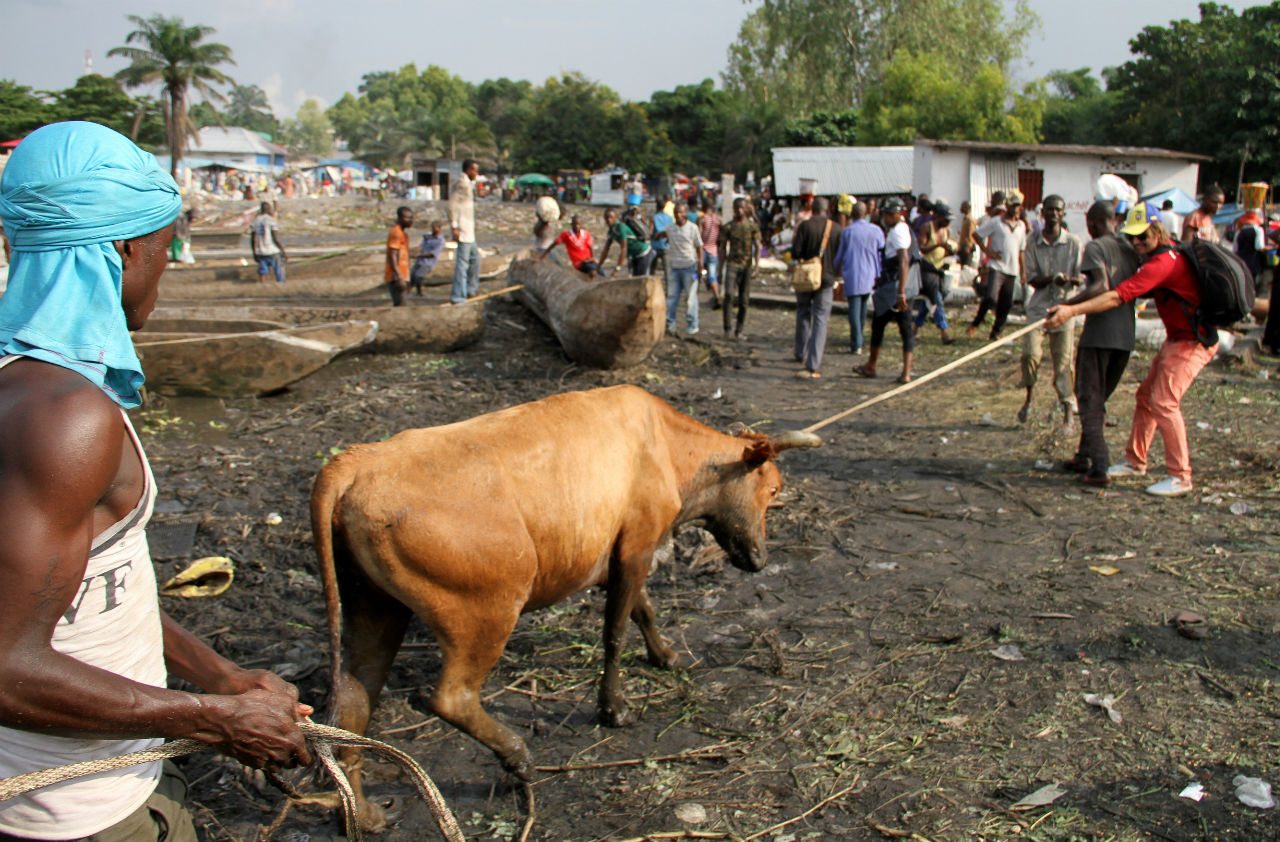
[1124,339,1216,483]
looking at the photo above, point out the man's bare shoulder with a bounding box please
[0,360,124,474]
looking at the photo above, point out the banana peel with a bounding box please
[160,555,234,598]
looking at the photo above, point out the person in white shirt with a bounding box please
[969,189,1027,341]
[449,158,480,304]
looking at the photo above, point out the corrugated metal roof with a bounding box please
[916,138,1212,162]
[771,146,914,197]
[193,126,287,156]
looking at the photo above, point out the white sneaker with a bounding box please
[1145,477,1193,497]
[1107,462,1146,478]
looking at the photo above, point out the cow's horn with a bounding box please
[770,430,823,451]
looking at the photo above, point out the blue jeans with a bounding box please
[256,254,285,283]
[451,241,480,303]
[846,292,870,352]
[914,290,949,330]
[666,265,700,333]
[703,253,718,287]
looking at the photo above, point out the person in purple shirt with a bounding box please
[833,201,884,353]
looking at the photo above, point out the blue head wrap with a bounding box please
[0,121,181,408]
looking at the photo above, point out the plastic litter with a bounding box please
[265,511,283,526]
[1083,692,1122,724]
[1229,501,1255,516]
[1233,775,1275,809]
[1034,460,1054,470]
[990,644,1025,661]
[1088,565,1120,576]
[1011,782,1067,810]
[673,802,707,824]
[1178,782,1205,802]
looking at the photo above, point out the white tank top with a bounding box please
[0,355,166,839]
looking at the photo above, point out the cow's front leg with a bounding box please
[599,552,648,726]
[631,585,683,669]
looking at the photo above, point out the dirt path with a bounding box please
[140,207,1280,841]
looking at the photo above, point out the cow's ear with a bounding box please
[742,440,774,466]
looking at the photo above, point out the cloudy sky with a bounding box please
[1,0,1263,117]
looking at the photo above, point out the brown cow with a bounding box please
[312,385,819,829]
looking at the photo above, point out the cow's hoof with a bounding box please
[600,706,635,728]
[646,649,685,670]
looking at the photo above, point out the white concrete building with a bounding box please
[912,139,1210,235]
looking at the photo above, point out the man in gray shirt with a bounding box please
[1060,201,1139,484]
[1019,194,1082,430]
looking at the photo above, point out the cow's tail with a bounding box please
[310,456,353,727]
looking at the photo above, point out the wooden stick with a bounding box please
[742,775,862,841]
[802,319,1046,434]
[466,283,524,304]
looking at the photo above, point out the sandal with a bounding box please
[853,364,877,378]
[1171,610,1209,640]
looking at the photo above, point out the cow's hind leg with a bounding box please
[630,585,682,669]
[332,563,412,832]
[429,605,534,780]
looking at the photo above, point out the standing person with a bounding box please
[449,158,480,304]
[1060,201,1140,485]
[650,194,674,286]
[1182,185,1224,243]
[409,219,446,295]
[1233,208,1267,282]
[914,200,955,344]
[970,189,1026,340]
[834,200,883,356]
[1018,194,1082,430]
[1158,199,1183,241]
[718,197,760,340]
[386,206,413,306]
[699,199,722,308]
[0,121,311,842]
[599,207,655,277]
[791,197,840,378]
[541,213,599,278]
[168,208,194,265]
[854,197,916,383]
[652,202,703,335]
[1046,202,1217,497]
[250,201,287,284]
[957,200,977,268]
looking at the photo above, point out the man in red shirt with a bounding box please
[541,213,599,278]
[1046,202,1217,497]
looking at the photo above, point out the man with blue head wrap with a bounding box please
[0,122,311,841]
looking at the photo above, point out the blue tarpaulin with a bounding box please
[1140,187,1199,215]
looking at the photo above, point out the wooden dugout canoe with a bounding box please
[133,319,378,398]
[150,296,485,354]
[508,252,664,369]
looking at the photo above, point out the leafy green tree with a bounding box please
[513,73,673,174]
[281,99,333,158]
[470,77,534,173]
[328,64,492,167]
[780,109,860,147]
[0,80,50,140]
[225,84,277,135]
[1038,68,1121,146]
[724,0,1037,117]
[187,100,221,129]
[108,14,235,177]
[722,100,787,181]
[858,51,1042,144]
[1100,2,1280,186]
[645,79,735,175]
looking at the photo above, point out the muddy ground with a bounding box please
[143,198,1280,841]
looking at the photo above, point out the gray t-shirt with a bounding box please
[1023,229,1082,330]
[664,220,703,269]
[1078,233,1139,351]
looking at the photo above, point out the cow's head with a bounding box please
[704,430,822,572]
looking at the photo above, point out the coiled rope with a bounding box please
[0,721,465,842]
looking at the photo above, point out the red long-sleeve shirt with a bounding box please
[1115,248,1200,342]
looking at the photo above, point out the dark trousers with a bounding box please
[387,280,406,306]
[1074,346,1131,474]
[971,270,1015,337]
[871,307,916,352]
[723,263,752,335]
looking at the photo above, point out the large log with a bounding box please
[508,253,664,369]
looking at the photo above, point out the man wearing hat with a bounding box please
[1046,201,1217,497]
[971,188,1027,340]
[0,122,311,840]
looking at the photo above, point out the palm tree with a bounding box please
[226,84,277,134]
[108,14,235,178]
